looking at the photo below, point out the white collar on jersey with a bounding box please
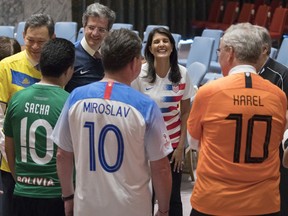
[80,37,99,57]
[228,65,257,75]
[35,82,60,87]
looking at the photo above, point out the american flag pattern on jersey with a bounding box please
[132,63,194,148]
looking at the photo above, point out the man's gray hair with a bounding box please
[82,3,116,30]
[254,25,272,55]
[222,22,263,64]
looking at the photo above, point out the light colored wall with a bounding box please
[0,0,72,26]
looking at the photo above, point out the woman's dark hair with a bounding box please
[144,27,181,84]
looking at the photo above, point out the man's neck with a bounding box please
[39,77,63,87]
[102,73,131,86]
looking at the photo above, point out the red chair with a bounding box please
[237,3,255,23]
[205,1,239,31]
[269,0,283,18]
[254,0,266,12]
[253,4,270,27]
[191,0,223,29]
[269,7,288,45]
[251,0,266,23]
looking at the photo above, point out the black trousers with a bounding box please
[168,151,183,216]
[12,195,65,216]
[1,170,15,216]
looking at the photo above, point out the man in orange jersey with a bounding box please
[187,22,287,216]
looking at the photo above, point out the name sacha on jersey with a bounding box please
[17,176,54,187]
[83,102,130,117]
[24,102,50,115]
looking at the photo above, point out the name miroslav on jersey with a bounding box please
[233,94,264,107]
[83,101,131,117]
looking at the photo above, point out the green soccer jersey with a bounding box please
[4,83,69,198]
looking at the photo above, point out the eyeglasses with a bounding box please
[216,46,233,56]
[86,25,108,34]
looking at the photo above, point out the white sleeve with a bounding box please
[145,102,173,161]
[187,131,199,151]
[52,100,73,152]
[181,66,194,100]
[282,129,288,151]
[0,102,7,160]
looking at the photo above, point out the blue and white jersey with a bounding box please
[52,81,172,216]
[132,63,193,148]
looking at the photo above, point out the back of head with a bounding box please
[40,38,75,77]
[101,29,141,72]
[222,22,262,64]
[24,14,55,37]
[82,3,116,30]
[0,36,21,60]
[254,25,272,55]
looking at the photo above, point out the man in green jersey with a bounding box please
[0,14,55,216]
[4,38,75,216]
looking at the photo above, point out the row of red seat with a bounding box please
[191,0,288,45]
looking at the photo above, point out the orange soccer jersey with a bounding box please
[187,72,287,215]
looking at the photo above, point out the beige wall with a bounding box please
[0,0,72,26]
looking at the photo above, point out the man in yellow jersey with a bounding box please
[0,14,55,216]
[187,23,287,216]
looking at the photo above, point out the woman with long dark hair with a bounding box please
[132,27,193,216]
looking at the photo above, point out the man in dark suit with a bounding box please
[256,24,288,216]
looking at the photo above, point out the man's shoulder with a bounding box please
[1,51,26,64]
[74,40,82,49]
[10,84,34,98]
[264,58,288,74]
[74,44,91,60]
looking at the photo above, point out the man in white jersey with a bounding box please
[53,29,173,216]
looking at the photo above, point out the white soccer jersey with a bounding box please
[132,63,193,148]
[52,81,172,216]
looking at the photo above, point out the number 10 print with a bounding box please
[84,122,124,172]
[226,114,272,163]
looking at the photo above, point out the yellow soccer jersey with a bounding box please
[187,72,287,215]
[0,50,41,172]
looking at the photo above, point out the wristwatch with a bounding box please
[61,194,74,201]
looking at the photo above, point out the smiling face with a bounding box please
[24,26,52,62]
[149,32,172,59]
[84,16,109,50]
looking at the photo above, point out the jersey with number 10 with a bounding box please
[53,81,172,216]
[4,84,69,198]
[188,72,287,215]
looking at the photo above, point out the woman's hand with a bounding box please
[170,147,184,172]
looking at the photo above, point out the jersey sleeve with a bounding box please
[52,99,73,152]
[180,66,194,101]
[3,99,14,138]
[0,61,12,105]
[144,101,173,161]
[187,86,208,140]
[0,62,11,159]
